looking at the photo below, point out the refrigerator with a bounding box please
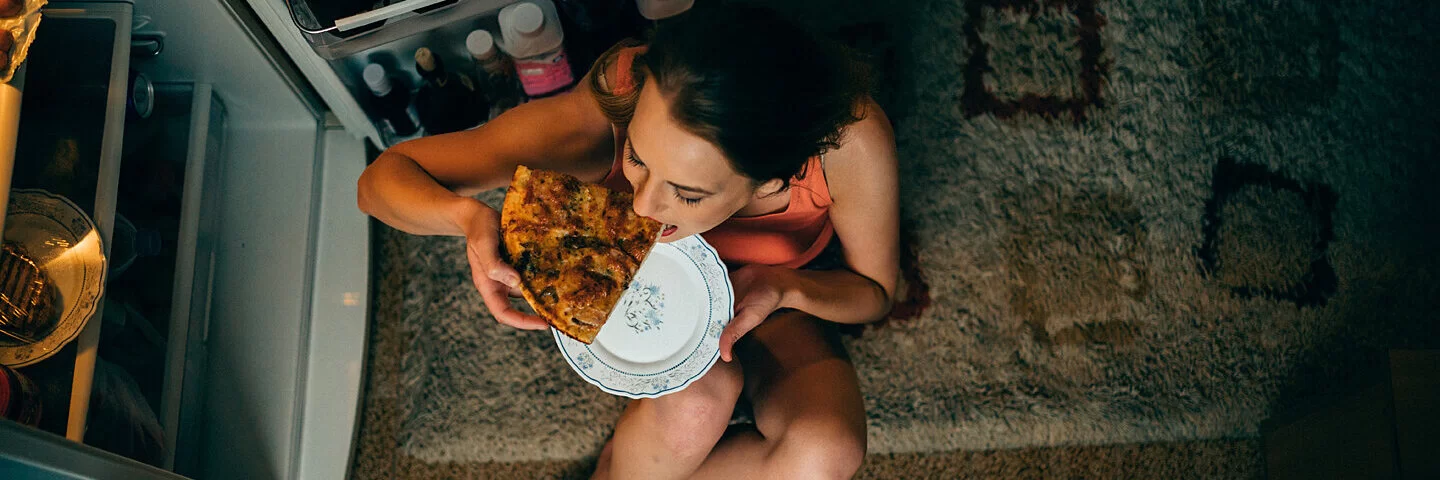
[1,0,659,477]
[0,0,660,477]
[0,0,376,478]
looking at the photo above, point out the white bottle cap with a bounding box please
[511,3,545,35]
[362,63,392,97]
[637,0,694,20]
[466,30,497,60]
[497,0,564,59]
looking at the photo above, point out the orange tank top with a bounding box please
[599,46,835,269]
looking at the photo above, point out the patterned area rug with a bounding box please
[393,0,1440,463]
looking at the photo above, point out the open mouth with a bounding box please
[660,224,678,237]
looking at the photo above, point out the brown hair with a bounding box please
[587,38,646,130]
[585,4,871,188]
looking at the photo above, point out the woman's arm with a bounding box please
[719,101,900,360]
[356,84,616,236]
[356,64,619,330]
[781,100,901,324]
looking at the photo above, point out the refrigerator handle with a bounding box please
[281,0,458,34]
[279,0,338,34]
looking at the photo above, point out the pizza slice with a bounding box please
[500,165,662,343]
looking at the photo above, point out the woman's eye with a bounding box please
[674,192,702,206]
[625,146,645,168]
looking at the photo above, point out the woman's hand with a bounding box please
[718,265,791,362]
[457,199,550,330]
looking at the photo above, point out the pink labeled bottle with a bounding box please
[497,0,575,98]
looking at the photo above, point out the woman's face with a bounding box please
[622,76,765,242]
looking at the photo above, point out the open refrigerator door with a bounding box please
[1,0,372,479]
[0,0,699,477]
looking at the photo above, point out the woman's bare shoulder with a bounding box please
[823,99,898,194]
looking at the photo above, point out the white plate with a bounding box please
[0,190,108,367]
[553,234,733,399]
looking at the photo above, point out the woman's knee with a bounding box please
[772,416,867,479]
[647,361,743,457]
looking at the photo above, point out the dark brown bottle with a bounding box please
[413,47,484,135]
[362,63,420,137]
[465,30,523,119]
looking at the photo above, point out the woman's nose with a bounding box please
[631,179,663,218]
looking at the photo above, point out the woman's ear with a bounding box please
[755,178,787,198]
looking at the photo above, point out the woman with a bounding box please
[357,4,899,478]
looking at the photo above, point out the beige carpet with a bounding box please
[355,0,1440,472]
[353,226,1264,479]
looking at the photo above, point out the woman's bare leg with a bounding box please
[691,311,867,480]
[591,357,744,480]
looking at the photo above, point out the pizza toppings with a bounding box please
[499,165,662,343]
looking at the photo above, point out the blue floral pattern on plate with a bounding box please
[621,281,665,334]
[575,352,596,371]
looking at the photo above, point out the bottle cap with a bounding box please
[637,0,695,20]
[417,47,437,72]
[497,0,564,59]
[362,63,392,96]
[511,3,545,35]
[466,30,496,59]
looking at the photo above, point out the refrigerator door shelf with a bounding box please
[5,1,133,443]
[285,0,519,60]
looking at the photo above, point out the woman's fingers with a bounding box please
[477,279,550,330]
[468,239,548,330]
[718,305,767,362]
